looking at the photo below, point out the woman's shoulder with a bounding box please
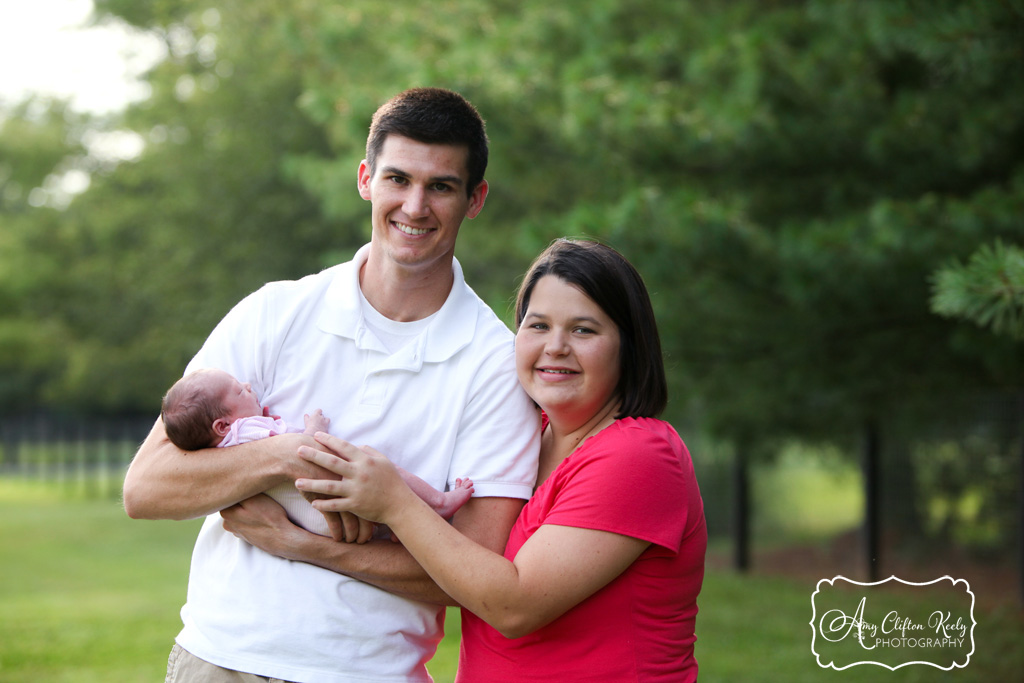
[578,417,687,468]
[606,416,683,449]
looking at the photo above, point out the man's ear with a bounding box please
[465,179,488,219]
[213,417,232,437]
[357,159,372,201]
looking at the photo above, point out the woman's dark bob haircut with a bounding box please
[514,238,668,419]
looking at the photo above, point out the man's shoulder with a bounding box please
[455,283,516,354]
[242,262,349,309]
[265,262,347,295]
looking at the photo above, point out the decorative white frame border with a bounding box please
[809,575,976,671]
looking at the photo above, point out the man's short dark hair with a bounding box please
[515,239,668,419]
[366,88,489,197]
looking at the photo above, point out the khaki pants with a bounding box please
[165,644,295,683]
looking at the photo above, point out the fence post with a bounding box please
[733,441,751,572]
[0,418,19,474]
[97,422,109,499]
[56,420,68,493]
[76,420,88,497]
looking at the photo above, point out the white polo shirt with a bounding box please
[175,244,541,683]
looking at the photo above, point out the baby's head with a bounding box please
[161,368,263,450]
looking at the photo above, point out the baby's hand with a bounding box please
[303,409,331,435]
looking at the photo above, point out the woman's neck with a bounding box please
[537,400,620,486]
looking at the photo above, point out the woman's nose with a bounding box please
[544,331,570,356]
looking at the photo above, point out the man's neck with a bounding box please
[358,256,454,322]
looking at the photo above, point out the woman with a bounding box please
[298,239,707,681]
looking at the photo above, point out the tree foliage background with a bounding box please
[3,0,1023,549]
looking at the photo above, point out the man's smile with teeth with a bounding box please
[394,221,433,236]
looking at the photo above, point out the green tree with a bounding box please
[931,240,1024,341]
[0,100,91,410]
[8,0,345,413]
[3,0,1021,487]
[272,0,1024,440]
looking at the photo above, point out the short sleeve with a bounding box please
[446,346,541,500]
[544,422,690,552]
[186,285,273,398]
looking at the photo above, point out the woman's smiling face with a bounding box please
[515,275,621,423]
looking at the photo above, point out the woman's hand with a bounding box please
[296,432,417,525]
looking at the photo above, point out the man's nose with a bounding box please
[403,186,429,218]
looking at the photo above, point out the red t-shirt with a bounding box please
[457,417,706,682]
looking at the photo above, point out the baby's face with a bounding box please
[207,370,263,422]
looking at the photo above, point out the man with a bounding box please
[124,88,540,682]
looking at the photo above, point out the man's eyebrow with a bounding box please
[432,175,465,187]
[380,165,408,178]
[380,165,465,187]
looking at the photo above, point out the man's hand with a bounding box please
[125,421,334,521]
[301,490,376,543]
[220,494,309,560]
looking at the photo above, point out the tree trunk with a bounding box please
[863,420,881,582]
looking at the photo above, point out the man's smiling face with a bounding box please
[358,134,487,279]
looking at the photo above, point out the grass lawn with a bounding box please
[2,479,1021,682]
[698,570,1024,682]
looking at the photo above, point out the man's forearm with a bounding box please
[123,418,303,520]
[325,496,525,603]
[340,496,524,603]
[289,532,457,604]
[220,494,525,604]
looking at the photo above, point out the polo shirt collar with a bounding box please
[317,244,479,366]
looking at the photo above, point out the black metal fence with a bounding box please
[0,414,155,500]
[2,402,1019,596]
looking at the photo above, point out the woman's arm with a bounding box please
[296,433,650,638]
